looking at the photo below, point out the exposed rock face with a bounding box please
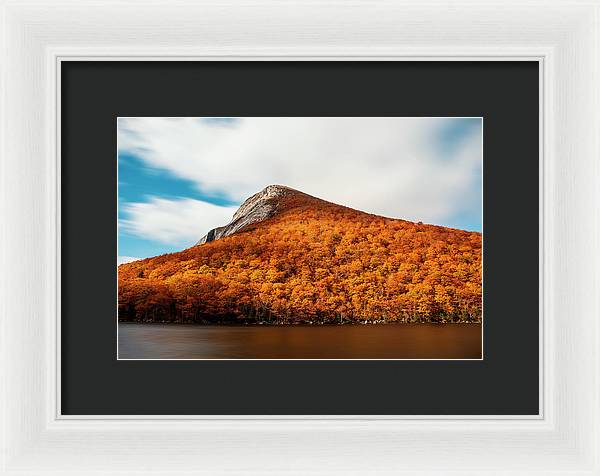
[196,185,296,245]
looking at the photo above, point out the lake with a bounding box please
[118,322,482,359]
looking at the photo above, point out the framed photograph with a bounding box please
[117,116,484,361]
[2,2,599,475]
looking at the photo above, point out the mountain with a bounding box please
[118,185,482,324]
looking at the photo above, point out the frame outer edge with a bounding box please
[1,1,599,474]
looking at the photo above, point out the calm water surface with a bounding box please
[118,322,482,359]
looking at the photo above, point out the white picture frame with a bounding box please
[1,1,598,474]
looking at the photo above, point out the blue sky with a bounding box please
[118,117,482,263]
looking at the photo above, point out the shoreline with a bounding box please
[118,320,482,326]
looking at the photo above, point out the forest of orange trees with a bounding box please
[118,197,482,325]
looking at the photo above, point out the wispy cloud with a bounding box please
[120,197,238,247]
[118,256,141,265]
[200,117,240,127]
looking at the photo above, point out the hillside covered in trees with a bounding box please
[118,185,482,324]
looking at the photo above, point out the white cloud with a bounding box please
[120,197,238,247]
[118,117,482,247]
[118,256,141,265]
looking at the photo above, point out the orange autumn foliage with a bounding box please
[118,192,482,324]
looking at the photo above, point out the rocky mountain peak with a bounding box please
[196,185,302,245]
[231,185,293,221]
